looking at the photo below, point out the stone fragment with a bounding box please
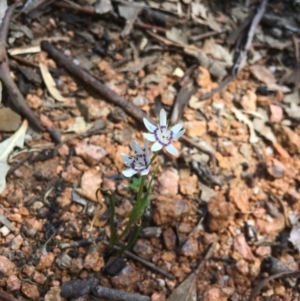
[21,283,40,300]
[33,271,47,285]
[240,90,257,111]
[275,126,300,155]
[158,169,179,196]
[266,158,285,178]
[162,228,176,250]
[75,141,107,166]
[181,237,198,258]
[45,287,66,301]
[184,120,207,138]
[35,253,55,271]
[233,234,255,261]
[77,168,102,202]
[6,275,21,291]
[229,187,250,213]
[133,239,153,261]
[0,256,15,276]
[111,263,142,292]
[207,194,235,232]
[153,196,191,225]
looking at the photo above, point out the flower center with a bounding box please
[155,126,173,146]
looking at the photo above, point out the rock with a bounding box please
[35,253,55,271]
[181,237,199,258]
[269,104,283,123]
[61,164,82,183]
[111,263,142,292]
[21,283,40,300]
[266,158,285,178]
[139,279,158,295]
[158,169,179,196]
[55,253,72,270]
[235,259,249,275]
[84,251,104,272]
[33,271,47,285]
[0,107,21,132]
[229,186,250,213]
[69,258,83,274]
[203,287,227,301]
[184,120,207,138]
[45,287,66,301]
[162,228,176,250]
[24,218,43,237]
[256,214,285,235]
[233,234,255,261]
[26,94,42,109]
[132,239,153,261]
[240,90,257,111]
[161,251,176,262]
[75,141,107,166]
[76,168,102,202]
[275,126,300,155]
[6,275,21,291]
[11,234,23,250]
[255,246,271,257]
[196,66,212,88]
[153,196,191,225]
[0,256,15,276]
[179,172,198,196]
[207,194,235,232]
[151,292,167,301]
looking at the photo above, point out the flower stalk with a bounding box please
[107,109,184,255]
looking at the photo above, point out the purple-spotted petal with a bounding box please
[140,167,150,176]
[122,168,137,177]
[165,143,178,155]
[160,109,167,127]
[151,141,163,152]
[173,129,185,140]
[121,153,134,166]
[171,123,183,133]
[143,118,157,133]
[143,133,156,142]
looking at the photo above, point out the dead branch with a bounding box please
[0,4,43,131]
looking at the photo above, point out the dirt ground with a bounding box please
[1,0,300,300]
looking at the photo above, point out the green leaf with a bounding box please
[128,177,141,193]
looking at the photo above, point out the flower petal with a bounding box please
[143,133,156,142]
[166,143,178,155]
[121,153,134,165]
[122,168,137,177]
[130,140,138,152]
[151,141,163,152]
[160,109,167,127]
[143,118,156,133]
[173,129,185,140]
[171,123,183,133]
[140,167,150,176]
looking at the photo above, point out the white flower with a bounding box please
[121,140,151,177]
[143,109,185,155]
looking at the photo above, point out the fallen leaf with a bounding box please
[231,108,259,144]
[65,117,93,134]
[0,120,28,194]
[39,63,65,102]
[8,45,40,56]
[166,271,196,301]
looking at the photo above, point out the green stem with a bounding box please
[137,175,145,203]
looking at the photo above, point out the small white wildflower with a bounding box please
[121,140,151,177]
[143,108,185,155]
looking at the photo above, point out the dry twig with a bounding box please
[0,4,42,131]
